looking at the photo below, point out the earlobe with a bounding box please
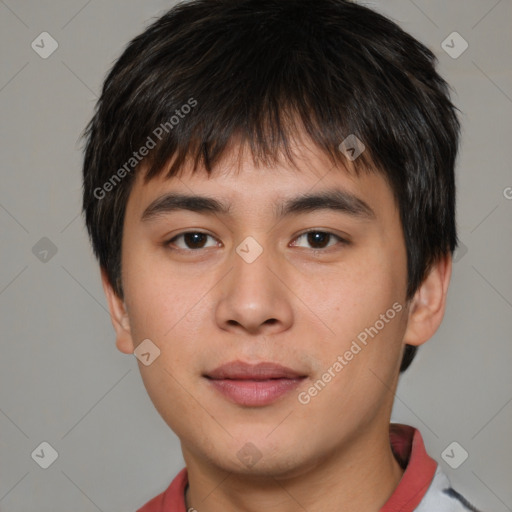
[100,267,134,355]
[402,253,453,347]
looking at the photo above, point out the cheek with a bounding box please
[123,245,185,333]
[293,246,407,398]
[122,251,217,373]
[122,262,211,432]
[303,252,401,340]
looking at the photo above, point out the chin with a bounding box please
[204,436,321,480]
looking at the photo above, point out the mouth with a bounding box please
[204,361,307,407]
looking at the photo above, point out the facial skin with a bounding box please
[102,138,452,512]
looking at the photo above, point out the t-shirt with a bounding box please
[137,424,482,512]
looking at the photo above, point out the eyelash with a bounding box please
[164,230,349,252]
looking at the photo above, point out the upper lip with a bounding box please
[205,361,306,380]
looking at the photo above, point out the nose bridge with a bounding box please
[214,233,293,334]
[233,234,275,293]
[231,234,278,312]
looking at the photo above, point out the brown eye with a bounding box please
[291,230,347,250]
[167,232,218,250]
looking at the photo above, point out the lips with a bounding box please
[204,361,307,406]
[205,361,306,380]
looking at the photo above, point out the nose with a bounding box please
[214,239,294,336]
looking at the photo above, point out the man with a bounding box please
[82,1,482,510]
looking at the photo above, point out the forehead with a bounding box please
[125,141,397,224]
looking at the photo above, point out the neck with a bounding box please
[183,422,404,512]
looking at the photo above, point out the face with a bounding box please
[109,142,419,478]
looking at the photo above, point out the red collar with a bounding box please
[137,424,437,512]
[382,424,438,511]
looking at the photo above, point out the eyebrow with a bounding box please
[141,189,376,222]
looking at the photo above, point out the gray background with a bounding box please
[0,0,511,510]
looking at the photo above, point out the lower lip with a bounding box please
[207,378,305,406]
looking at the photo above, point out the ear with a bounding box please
[402,253,453,347]
[100,267,134,355]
